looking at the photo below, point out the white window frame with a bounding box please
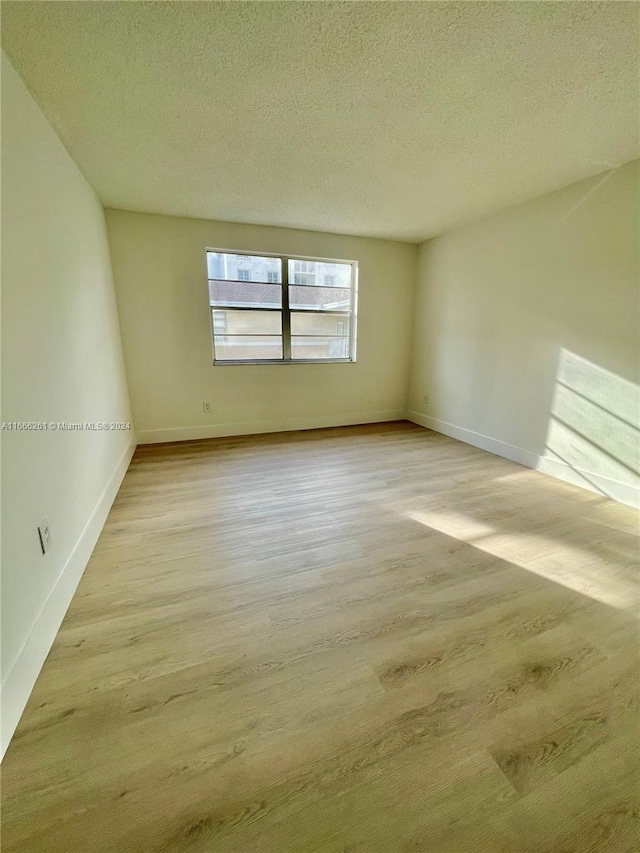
[207,248,358,365]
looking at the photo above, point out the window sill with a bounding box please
[212,358,356,366]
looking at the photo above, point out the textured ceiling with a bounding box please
[2,1,638,242]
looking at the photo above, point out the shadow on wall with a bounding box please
[538,349,639,502]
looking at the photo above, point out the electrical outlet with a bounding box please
[202,401,211,413]
[423,394,429,405]
[38,519,52,554]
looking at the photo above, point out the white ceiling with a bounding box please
[2,1,638,243]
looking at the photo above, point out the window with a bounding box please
[292,259,316,285]
[212,310,228,342]
[207,251,357,363]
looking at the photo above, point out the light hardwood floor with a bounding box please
[2,422,638,852]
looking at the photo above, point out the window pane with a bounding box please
[212,310,281,335]
[289,285,351,311]
[291,336,350,359]
[214,336,283,361]
[209,280,281,308]
[287,260,351,288]
[208,252,282,283]
[290,312,350,336]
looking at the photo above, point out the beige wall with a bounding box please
[105,210,416,443]
[408,160,640,507]
[1,53,134,755]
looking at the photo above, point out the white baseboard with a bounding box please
[137,410,407,444]
[407,411,639,509]
[1,439,136,759]
[407,411,538,467]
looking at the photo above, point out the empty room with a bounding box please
[1,2,638,851]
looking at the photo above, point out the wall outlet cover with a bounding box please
[38,519,52,554]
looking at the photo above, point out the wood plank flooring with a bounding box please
[2,421,638,852]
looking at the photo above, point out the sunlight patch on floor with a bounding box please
[405,508,638,613]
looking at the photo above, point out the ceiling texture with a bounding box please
[2,1,638,243]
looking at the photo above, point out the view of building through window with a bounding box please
[207,252,356,362]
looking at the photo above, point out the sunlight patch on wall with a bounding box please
[540,349,640,500]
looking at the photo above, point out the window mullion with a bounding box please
[281,257,291,361]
